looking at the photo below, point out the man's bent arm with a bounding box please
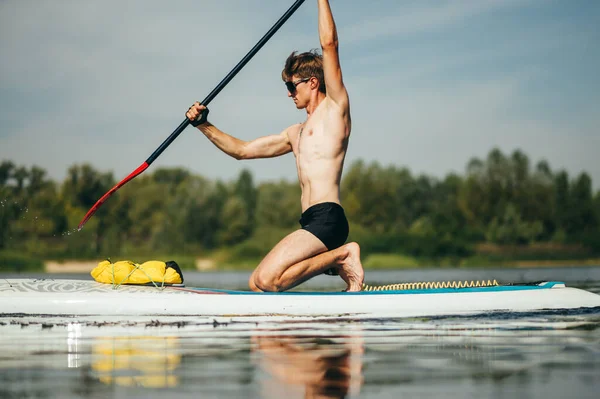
[196,122,293,160]
[318,0,348,108]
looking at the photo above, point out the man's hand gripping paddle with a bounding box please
[78,0,306,230]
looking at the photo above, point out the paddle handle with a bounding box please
[146,0,306,165]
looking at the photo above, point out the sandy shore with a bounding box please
[511,259,600,268]
[45,261,100,273]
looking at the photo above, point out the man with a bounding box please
[186,0,363,292]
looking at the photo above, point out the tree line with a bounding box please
[1,148,599,267]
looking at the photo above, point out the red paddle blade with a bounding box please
[77,162,149,231]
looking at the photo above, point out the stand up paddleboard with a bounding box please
[1,279,599,318]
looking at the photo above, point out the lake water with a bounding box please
[1,267,599,398]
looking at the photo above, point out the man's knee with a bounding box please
[248,272,262,292]
[250,269,283,292]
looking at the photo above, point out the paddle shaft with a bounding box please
[146,0,306,165]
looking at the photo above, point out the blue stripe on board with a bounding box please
[178,282,564,295]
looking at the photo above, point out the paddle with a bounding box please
[78,0,306,230]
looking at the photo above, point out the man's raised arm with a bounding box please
[318,0,348,108]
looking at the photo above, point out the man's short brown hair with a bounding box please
[282,50,326,94]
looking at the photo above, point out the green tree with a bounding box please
[183,177,222,249]
[430,173,470,239]
[527,160,555,239]
[554,170,570,234]
[61,164,116,255]
[342,161,417,233]
[255,181,301,230]
[218,196,250,246]
[485,148,511,221]
[486,203,543,244]
[460,157,487,233]
[12,166,29,193]
[234,169,257,237]
[568,172,596,234]
[153,167,190,185]
[0,161,15,186]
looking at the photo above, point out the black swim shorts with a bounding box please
[299,202,349,275]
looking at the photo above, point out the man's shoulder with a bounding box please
[282,123,303,138]
[286,122,303,131]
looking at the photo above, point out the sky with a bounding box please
[1,0,599,189]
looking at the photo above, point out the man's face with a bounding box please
[286,76,311,109]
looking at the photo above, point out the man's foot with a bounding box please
[338,242,364,292]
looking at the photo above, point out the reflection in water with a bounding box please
[62,322,366,396]
[91,336,181,388]
[0,311,598,398]
[67,322,82,368]
[252,334,364,399]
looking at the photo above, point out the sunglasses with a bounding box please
[285,77,310,93]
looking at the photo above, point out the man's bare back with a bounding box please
[185,0,363,292]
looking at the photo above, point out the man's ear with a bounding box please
[310,77,319,91]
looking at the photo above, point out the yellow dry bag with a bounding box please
[91,260,184,285]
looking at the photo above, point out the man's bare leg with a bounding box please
[249,230,364,292]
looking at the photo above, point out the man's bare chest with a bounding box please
[295,122,323,156]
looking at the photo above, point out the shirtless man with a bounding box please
[186,0,364,292]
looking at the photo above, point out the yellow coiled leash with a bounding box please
[362,279,499,291]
